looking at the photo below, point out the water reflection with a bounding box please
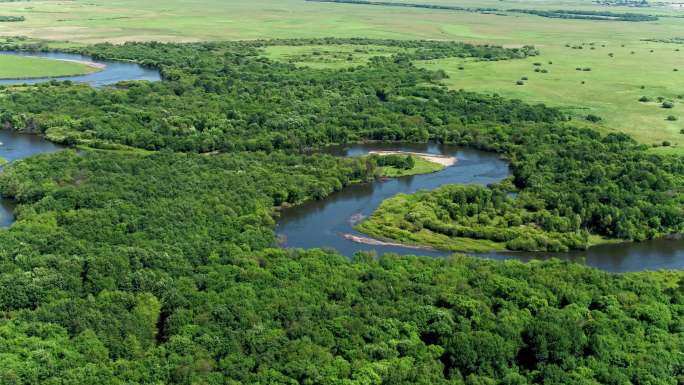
[0,51,160,87]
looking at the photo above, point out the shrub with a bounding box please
[516,80,525,85]
[586,114,602,122]
[666,115,678,121]
[662,140,671,146]
[638,96,650,102]
[540,69,548,73]
[582,67,591,71]
[662,101,675,109]
[521,76,528,80]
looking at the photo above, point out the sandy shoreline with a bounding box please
[56,58,107,70]
[341,233,437,251]
[368,150,456,167]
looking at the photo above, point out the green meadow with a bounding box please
[0,0,683,150]
[0,54,98,79]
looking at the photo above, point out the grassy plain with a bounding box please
[0,0,683,151]
[377,156,444,177]
[0,54,98,79]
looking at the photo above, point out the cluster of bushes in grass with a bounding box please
[369,153,416,170]
[0,39,681,383]
[510,8,658,21]
[0,15,24,22]
[358,184,589,252]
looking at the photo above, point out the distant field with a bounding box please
[0,54,98,79]
[0,0,683,151]
[419,41,684,153]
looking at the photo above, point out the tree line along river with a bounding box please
[1,52,682,273]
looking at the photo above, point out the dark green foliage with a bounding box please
[586,114,602,122]
[0,15,24,22]
[370,153,415,169]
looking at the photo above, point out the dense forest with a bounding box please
[0,39,682,383]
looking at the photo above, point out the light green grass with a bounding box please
[0,54,98,79]
[419,41,684,154]
[378,156,445,177]
[355,193,507,252]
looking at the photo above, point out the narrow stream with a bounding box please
[276,143,684,272]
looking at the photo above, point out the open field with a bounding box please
[376,154,446,177]
[419,40,684,153]
[0,54,99,79]
[0,0,683,151]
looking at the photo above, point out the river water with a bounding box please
[276,143,684,272]
[0,51,160,86]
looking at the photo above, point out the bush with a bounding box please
[662,140,671,146]
[582,67,591,71]
[662,101,675,109]
[521,76,528,80]
[666,115,678,121]
[516,80,525,85]
[638,96,650,102]
[586,114,602,123]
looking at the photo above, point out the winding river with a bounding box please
[0,51,160,224]
[277,143,684,273]
[0,53,681,272]
[0,51,160,86]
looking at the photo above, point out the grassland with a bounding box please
[0,54,99,79]
[419,41,684,153]
[0,0,683,151]
[377,156,444,177]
